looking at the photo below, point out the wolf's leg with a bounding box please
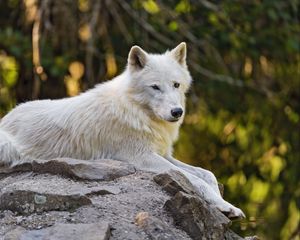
[133,152,245,219]
[165,156,221,196]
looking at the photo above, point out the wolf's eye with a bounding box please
[151,85,160,91]
[174,82,180,88]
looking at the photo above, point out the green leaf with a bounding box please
[168,21,178,31]
[175,0,191,13]
[142,0,160,14]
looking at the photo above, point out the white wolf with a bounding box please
[0,43,244,218]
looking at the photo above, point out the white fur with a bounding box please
[0,43,245,218]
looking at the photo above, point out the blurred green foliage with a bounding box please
[0,0,299,239]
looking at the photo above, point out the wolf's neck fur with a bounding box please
[86,70,181,155]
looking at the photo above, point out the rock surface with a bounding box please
[0,158,136,181]
[154,170,242,240]
[3,222,110,240]
[0,158,254,239]
[0,189,91,214]
[165,191,232,240]
[135,211,179,239]
[153,170,197,196]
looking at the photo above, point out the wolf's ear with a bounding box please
[170,42,187,66]
[128,46,148,71]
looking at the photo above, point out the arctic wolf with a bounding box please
[0,43,244,218]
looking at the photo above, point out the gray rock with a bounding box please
[154,170,224,197]
[4,223,110,240]
[0,190,91,214]
[0,158,136,181]
[154,170,249,240]
[165,191,231,240]
[153,170,197,196]
[0,174,121,214]
[0,174,120,197]
[224,229,244,239]
[0,161,256,239]
[135,211,179,240]
[3,226,26,240]
[0,171,192,240]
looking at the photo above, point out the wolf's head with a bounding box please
[126,43,192,123]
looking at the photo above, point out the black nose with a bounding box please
[171,108,183,118]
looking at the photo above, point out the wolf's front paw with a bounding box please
[216,202,246,220]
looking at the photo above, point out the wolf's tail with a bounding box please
[0,128,21,166]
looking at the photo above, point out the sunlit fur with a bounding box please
[0,43,245,219]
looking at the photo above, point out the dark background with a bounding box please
[0,0,299,239]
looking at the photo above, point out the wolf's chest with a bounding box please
[150,124,179,156]
[153,138,170,156]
